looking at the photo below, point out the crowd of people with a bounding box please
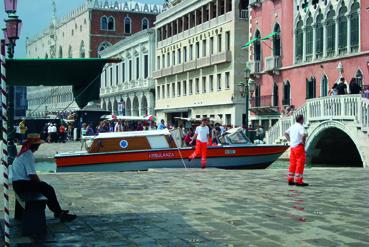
[41,123,73,143]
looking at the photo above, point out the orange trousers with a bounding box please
[288,144,306,183]
[189,140,207,168]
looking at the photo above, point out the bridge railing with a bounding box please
[266,95,367,144]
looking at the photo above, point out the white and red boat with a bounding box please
[55,128,288,172]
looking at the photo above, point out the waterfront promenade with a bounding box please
[1,167,369,246]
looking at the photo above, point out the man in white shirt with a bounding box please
[188,118,210,169]
[12,133,77,222]
[285,115,308,186]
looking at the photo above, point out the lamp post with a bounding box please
[2,1,22,245]
[239,64,251,136]
[337,61,344,78]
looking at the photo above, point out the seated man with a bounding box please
[11,133,76,222]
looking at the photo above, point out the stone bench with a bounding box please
[14,192,48,237]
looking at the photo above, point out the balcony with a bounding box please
[184,60,197,71]
[173,64,184,74]
[250,95,279,114]
[249,60,261,74]
[264,56,281,73]
[153,70,162,79]
[197,57,211,68]
[211,51,232,65]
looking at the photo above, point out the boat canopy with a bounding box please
[100,115,153,121]
[95,129,171,139]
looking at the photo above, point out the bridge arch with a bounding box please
[306,120,364,167]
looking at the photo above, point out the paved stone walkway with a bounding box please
[1,168,369,246]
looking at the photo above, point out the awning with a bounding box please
[261,32,279,41]
[5,58,120,109]
[241,37,258,49]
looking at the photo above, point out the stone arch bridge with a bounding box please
[266,95,369,167]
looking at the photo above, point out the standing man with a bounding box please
[284,115,309,186]
[157,119,166,130]
[12,134,77,222]
[188,118,210,169]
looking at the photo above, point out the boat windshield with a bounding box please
[221,128,251,145]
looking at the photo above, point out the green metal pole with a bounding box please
[245,80,249,136]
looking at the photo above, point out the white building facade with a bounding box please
[154,0,249,126]
[100,29,156,116]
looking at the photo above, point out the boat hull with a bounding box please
[56,145,288,172]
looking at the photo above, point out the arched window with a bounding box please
[80,41,86,58]
[68,45,72,58]
[58,46,63,58]
[254,30,261,61]
[315,12,324,59]
[100,16,108,30]
[305,15,313,61]
[107,16,115,31]
[273,83,279,107]
[273,24,281,57]
[338,5,348,54]
[326,7,336,57]
[124,17,132,34]
[306,77,316,99]
[254,84,261,107]
[45,53,48,59]
[321,75,328,97]
[295,17,303,63]
[141,18,149,30]
[354,70,363,88]
[350,1,360,52]
[97,41,112,56]
[283,81,291,105]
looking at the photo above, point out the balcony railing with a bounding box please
[249,60,261,74]
[240,9,248,19]
[265,56,281,72]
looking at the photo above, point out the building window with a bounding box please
[167,84,170,98]
[189,79,193,94]
[196,42,200,59]
[350,2,360,52]
[217,74,222,90]
[209,75,214,92]
[184,47,187,62]
[254,30,261,61]
[315,13,324,59]
[144,55,149,79]
[141,18,149,30]
[226,0,232,12]
[225,72,230,89]
[271,25,281,57]
[167,54,170,67]
[172,83,175,97]
[162,85,165,98]
[183,80,187,95]
[177,81,181,96]
[122,63,126,82]
[225,31,230,51]
[305,17,313,61]
[283,81,291,105]
[107,16,115,31]
[189,45,193,60]
[306,77,316,99]
[157,86,160,100]
[129,60,132,81]
[295,18,303,63]
[195,78,200,94]
[100,16,108,30]
[202,77,206,93]
[97,41,112,56]
[58,46,63,58]
[80,40,86,58]
[177,49,181,64]
[273,83,279,106]
[172,51,176,66]
[255,84,261,107]
[68,45,72,58]
[157,56,160,70]
[124,17,132,34]
[162,54,165,68]
[326,8,336,57]
[201,40,207,57]
[321,75,328,97]
[109,67,113,86]
[116,65,119,85]
[217,34,222,52]
[136,57,140,80]
[210,37,214,55]
[338,5,348,55]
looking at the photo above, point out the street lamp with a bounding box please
[4,0,18,13]
[337,61,344,78]
[238,64,251,136]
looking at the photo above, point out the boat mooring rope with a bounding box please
[1,40,10,247]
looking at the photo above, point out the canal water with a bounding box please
[34,160,294,173]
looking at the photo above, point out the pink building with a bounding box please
[247,0,369,129]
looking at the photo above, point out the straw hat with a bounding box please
[23,133,45,144]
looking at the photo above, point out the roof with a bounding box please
[6,58,120,109]
[95,130,171,139]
